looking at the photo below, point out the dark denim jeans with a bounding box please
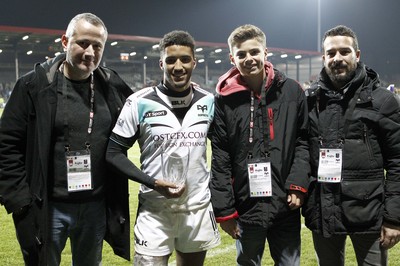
[236,211,301,266]
[47,199,106,266]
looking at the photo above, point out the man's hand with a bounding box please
[380,222,400,249]
[287,190,305,210]
[220,219,241,239]
[154,179,185,199]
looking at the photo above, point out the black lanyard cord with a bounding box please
[317,86,362,147]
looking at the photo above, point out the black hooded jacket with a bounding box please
[303,63,400,237]
[210,62,310,227]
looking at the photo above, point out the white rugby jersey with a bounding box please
[112,84,214,211]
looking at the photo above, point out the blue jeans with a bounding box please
[312,232,387,266]
[236,211,301,266]
[47,200,106,266]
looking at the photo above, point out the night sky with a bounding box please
[1,0,399,83]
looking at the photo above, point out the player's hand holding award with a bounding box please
[161,140,189,197]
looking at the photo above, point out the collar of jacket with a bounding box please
[36,53,111,85]
[216,61,280,96]
[306,62,378,104]
[37,53,66,84]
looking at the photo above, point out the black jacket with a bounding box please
[210,62,310,227]
[0,54,132,263]
[303,63,400,237]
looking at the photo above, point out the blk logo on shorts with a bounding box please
[135,238,148,247]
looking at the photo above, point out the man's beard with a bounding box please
[327,65,356,88]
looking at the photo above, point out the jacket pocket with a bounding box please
[12,204,41,262]
[302,177,321,230]
[340,179,383,227]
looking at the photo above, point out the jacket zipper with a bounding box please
[268,108,274,140]
[363,124,374,161]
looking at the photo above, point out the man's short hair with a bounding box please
[65,13,108,39]
[322,25,359,52]
[159,30,196,58]
[228,24,266,53]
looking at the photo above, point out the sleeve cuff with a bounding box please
[289,184,308,193]
[215,211,239,223]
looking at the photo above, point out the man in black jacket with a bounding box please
[303,25,400,265]
[0,13,135,265]
[210,24,309,266]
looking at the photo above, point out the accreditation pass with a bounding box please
[318,148,342,183]
[66,150,93,192]
[247,160,272,197]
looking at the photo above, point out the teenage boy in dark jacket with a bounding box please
[303,25,400,266]
[0,13,136,265]
[210,24,309,266]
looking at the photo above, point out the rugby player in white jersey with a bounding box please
[106,30,220,266]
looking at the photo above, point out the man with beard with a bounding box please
[303,25,400,265]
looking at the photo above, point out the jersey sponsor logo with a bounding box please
[154,140,206,148]
[117,118,125,127]
[197,105,209,117]
[125,98,132,106]
[197,105,208,113]
[172,100,186,106]
[145,110,167,118]
[153,131,207,141]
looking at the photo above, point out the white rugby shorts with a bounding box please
[134,202,221,256]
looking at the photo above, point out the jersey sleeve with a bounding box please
[112,95,140,139]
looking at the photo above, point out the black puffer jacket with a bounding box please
[210,62,310,227]
[0,54,132,263]
[303,63,400,237]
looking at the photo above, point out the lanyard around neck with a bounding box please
[59,62,95,152]
[248,79,269,159]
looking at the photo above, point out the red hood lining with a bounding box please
[216,61,275,96]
